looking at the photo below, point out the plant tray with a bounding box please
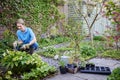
[80,66,111,75]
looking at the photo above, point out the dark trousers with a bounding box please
[21,47,34,54]
[16,45,35,55]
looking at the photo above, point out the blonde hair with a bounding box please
[16,18,25,25]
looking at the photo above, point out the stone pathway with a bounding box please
[41,56,59,68]
[42,57,120,80]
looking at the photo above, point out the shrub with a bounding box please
[1,50,56,79]
[41,47,58,58]
[93,36,105,41]
[81,46,96,56]
[101,50,120,60]
[107,67,120,80]
[80,46,96,60]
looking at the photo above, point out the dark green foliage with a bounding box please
[59,60,66,67]
[0,48,6,60]
[2,29,16,48]
[40,38,51,47]
[107,67,120,80]
[53,36,70,43]
[41,47,57,58]
[0,29,16,60]
[0,0,62,33]
[1,51,56,79]
[93,36,105,41]
[93,41,107,54]
[39,36,70,47]
[101,50,120,60]
[80,46,96,58]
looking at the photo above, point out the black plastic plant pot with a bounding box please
[66,64,78,74]
[80,66,85,70]
[59,66,67,74]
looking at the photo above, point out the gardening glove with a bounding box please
[20,44,26,50]
[13,41,18,49]
[24,43,30,49]
[20,43,30,50]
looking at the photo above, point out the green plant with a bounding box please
[23,63,56,80]
[101,50,120,60]
[107,67,120,80]
[1,50,56,79]
[65,20,83,63]
[2,29,16,48]
[2,51,36,75]
[0,29,16,60]
[88,62,94,65]
[80,45,96,60]
[93,36,105,41]
[59,60,66,68]
[0,0,63,35]
[86,62,95,67]
[0,41,11,60]
[39,36,70,48]
[59,60,67,74]
[0,31,16,60]
[93,41,107,54]
[53,36,70,43]
[39,38,51,47]
[80,60,86,68]
[41,47,58,58]
[81,45,96,56]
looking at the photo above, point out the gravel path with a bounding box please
[41,56,59,68]
[37,42,70,68]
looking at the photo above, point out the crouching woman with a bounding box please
[13,18,39,54]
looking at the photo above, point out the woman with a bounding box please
[13,18,39,54]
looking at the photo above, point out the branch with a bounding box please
[89,0,105,29]
[81,14,90,29]
[89,13,98,29]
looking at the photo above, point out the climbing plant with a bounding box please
[0,0,64,33]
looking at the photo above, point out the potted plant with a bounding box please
[86,62,95,68]
[59,60,67,74]
[80,60,86,70]
[66,63,78,74]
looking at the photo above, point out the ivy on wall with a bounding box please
[0,0,64,33]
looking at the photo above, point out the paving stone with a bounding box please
[44,58,120,80]
[46,72,108,80]
[88,58,120,71]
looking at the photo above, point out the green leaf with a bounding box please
[15,62,18,67]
